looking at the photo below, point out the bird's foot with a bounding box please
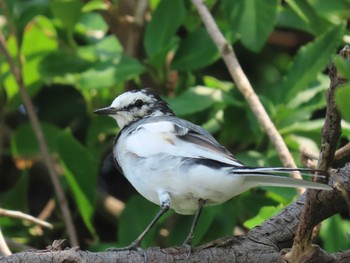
[106,241,147,261]
[106,239,142,252]
[182,241,193,258]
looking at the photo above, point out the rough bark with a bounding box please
[1,165,350,263]
[285,46,349,262]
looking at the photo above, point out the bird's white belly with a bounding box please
[116,150,249,215]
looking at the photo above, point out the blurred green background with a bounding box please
[1,0,350,254]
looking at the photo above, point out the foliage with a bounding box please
[0,0,350,253]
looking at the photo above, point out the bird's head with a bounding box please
[94,88,174,129]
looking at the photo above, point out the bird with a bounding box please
[94,88,332,251]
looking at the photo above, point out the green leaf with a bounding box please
[0,172,29,211]
[39,49,92,81]
[146,40,177,68]
[309,0,350,22]
[171,28,219,71]
[320,214,350,253]
[285,0,329,35]
[279,119,324,135]
[87,117,118,149]
[203,76,236,93]
[82,0,108,12]
[286,74,328,109]
[190,205,220,245]
[9,0,51,42]
[77,12,108,42]
[278,6,314,34]
[50,0,83,30]
[166,86,235,116]
[221,0,244,38]
[335,83,350,122]
[94,36,123,60]
[334,55,350,80]
[118,195,162,247]
[283,24,345,100]
[243,206,282,229]
[144,0,185,57]
[240,0,278,52]
[224,0,278,52]
[264,186,297,205]
[79,56,146,89]
[58,131,98,235]
[6,15,58,110]
[11,123,61,159]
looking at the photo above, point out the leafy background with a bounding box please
[1,0,350,253]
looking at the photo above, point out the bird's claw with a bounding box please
[106,242,147,262]
[182,242,193,258]
[105,240,142,252]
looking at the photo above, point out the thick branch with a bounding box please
[286,46,348,262]
[1,165,349,262]
[99,0,148,57]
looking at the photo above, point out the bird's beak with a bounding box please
[93,106,117,115]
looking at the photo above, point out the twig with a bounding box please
[37,198,56,221]
[0,227,11,256]
[191,0,302,189]
[0,208,53,229]
[97,191,125,218]
[335,142,350,160]
[31,198,56,236]
[300,146,318,169]
[0,31,78,246]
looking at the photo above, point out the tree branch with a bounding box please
[0,227,11,256]
[191,0,302,187]
[335,142,350,160]
[0,31,78,246]
[286,46,348,262]
[0,208,53,229]
[1,165,349,262]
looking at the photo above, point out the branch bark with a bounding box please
[99,0,148,57]
[285,46,348,262]
[1,165,349,262]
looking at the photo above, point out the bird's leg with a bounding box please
[183,198,206,249]
[106,198,170,252]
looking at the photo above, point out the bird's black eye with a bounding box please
[134,99,144,108]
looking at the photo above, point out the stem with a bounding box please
[191,0,301,186]
[0,32,79,246]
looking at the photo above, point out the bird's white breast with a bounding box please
[115,123,251,214]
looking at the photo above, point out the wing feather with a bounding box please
[122,116,243,167]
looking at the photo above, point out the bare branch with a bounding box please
[300,146,318,169]
[0,208,53,229]
[335,142,350,160]
[191,0,302,187]
[0,228,11,256]
[1,164,350,262]
[0,31,78,246]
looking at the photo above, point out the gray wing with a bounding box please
[129,116,244,167]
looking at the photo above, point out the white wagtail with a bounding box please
[94,88,332,251]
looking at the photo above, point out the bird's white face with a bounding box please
[94,89,174,129]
